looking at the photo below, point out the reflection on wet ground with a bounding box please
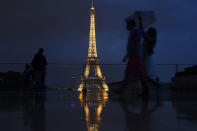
[0,87,197,131]
[79,90,108,131]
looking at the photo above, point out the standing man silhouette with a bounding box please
[31,48,48,89]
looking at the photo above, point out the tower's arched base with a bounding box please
[78,58,109,92]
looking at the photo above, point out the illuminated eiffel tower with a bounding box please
[78,2,109,92]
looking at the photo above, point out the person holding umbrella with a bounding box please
[114,15,148,96]
[137,12,160,87]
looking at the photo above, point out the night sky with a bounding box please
[0,0,197,64]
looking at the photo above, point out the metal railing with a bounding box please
[0,63,196,88]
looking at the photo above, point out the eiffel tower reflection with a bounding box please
[79,85,108,131]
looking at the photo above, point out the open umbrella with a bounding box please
[126,11,156,28]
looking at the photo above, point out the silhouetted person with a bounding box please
[115,17,148,95]
[31,48,47,89]
[138,15,160,88]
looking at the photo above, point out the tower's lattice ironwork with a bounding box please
[78,2,109,92]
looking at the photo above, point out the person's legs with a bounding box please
[35,70,45,90]
[41,71,45,86]
[140,77,148,95]
[120,68,130,92]
[34,70,40,88]
[114,58,139,94]
[39,70,46,90]
[42,68,47,86]
[139,59,149,96]
[112,64,129,95]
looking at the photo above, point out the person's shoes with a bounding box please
[147,77,161,88]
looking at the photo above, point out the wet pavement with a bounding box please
[0,87,197,131]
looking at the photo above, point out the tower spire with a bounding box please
[88,0,97,58]
[91,0,94,9]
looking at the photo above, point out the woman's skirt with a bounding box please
[125,57,145,80]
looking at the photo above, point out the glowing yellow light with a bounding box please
[79,90,108,131]
[78,83,84,92]
[77,2,109,92]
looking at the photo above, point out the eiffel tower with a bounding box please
[78,2,109,92]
